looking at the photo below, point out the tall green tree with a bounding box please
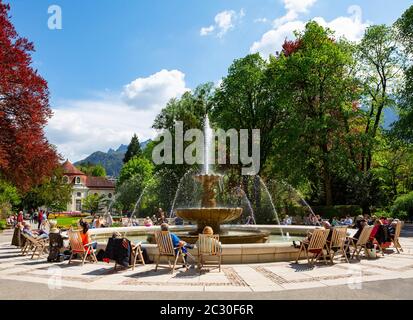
[123,134,142,164]
[82,194,108,214]
[118,156,154,186]
[392,5,413,142]
[76,163,106,177]
[151,83,213,212]
[0,179,20,218]
[21,168,72,211]
[269,21,361,206]
[116,156,155,213]
[211,53,282,172]
[357,24,405,171]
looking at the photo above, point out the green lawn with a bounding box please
[55,217,81,228]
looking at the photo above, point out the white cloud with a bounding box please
[274,0,317,27]
[313,5,370,42]
[254,18,269,24]
[200,25,215,36]
[200,9,245,38]
[251,5,370,58]
[250,20,305,57]
[122,69,189,110]
[47,69,190,162]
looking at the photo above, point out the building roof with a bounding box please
[62,160,85,176]
[86,176,115,189]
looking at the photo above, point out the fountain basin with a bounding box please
[176,207,243,234]
[89,225,317,264]
[176,229,269,244]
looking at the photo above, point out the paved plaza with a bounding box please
[1,226,413,299]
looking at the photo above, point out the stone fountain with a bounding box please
[174,116,268,244]
[175,174,243,235]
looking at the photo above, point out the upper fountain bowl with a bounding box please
[176,207,243,234]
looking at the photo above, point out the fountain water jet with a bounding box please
[174,115,268,243]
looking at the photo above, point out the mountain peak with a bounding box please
[75,140,151,177]
[116,144,128,153]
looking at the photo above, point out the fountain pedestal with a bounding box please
[175,174,243,234]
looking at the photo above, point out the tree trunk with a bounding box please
[323,169,333,206]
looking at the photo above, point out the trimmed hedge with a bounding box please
[391,192,413,220]
[311,205,363,219]
[0,220,6,230]
[279,205,362,220]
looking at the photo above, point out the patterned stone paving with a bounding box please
[1,228,413,293]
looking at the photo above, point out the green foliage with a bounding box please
[0,220,6,230]
[391,192,413,220]
[82,194,109,214]
[267,21,361,205]
[76,163,107,177]
[149,84,214,213]
[123,134,142,164]
[21,168,72,212]
[0,180,20,205]
[118,156,154,186]
[395,4,413,55]
[0,179,21,218]
[116,156,155,213]
[392,5,413,143]
[211,53,277,170]
[311,205,363,219]
[372,209,393,219]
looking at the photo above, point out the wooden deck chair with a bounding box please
[391,221,403,253]
[326,227,349,264]
[349,225,374,260]
[295,228,330,265]
[131,242,145,270]
[68,229,97,266]
[113,240,146,271]
[197,234,222,273]
[21,233,48,259]
[154,230,188,273]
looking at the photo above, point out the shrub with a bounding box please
[311,205,363,219]
[371,209,392,219]
[0,220,6,230]
[391,192,413,220]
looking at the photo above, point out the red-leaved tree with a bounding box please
[281,39,302,57]
[0,1,60,192]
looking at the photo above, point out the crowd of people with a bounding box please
[127,207,184,227]
[294,213,401,258]
[6,209,49,228]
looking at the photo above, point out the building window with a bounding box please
[75,200,82,211]
[76,192,81,197]
[108,193,112,199]
[76,177,81,184]
[62,176,69,183]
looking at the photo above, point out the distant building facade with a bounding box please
[62,160,115,212]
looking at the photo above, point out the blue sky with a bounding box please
[5,0,412,161]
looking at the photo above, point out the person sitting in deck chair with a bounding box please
[160,223,195,267]
[195,226,222,251]
[103,232,153,267]
[292,226,324,249]
[22,222,48,240]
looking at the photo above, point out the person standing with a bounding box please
[38,210,43,229]
[105,213,113,227]
[42,211,48,227]
[17,211,24,224]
